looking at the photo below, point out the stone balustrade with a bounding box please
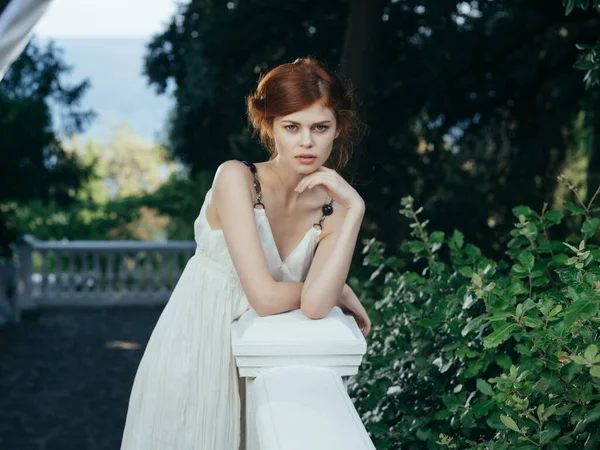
[15,235,196,310]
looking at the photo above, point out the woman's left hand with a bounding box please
[295,166,364,211]
[339,284,372,337]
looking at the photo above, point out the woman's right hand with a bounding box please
[294,166,365,213]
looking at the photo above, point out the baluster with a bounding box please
[118,251,129,293]
[132,251,142,293]
[93,252,101,294]
[106,251,116,294]
[158,250,167,292]
[170,250,179,288]
[80,251,88,296]
[40,249,48,298]
[46,250,58,298]
[67,251,76,297]
[146,251,154,292]
[56,251,62,296]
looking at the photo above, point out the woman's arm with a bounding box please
[295,167,365,319]
[211,160,303,317]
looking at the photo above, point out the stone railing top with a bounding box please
[23,239,194,251]
[231,306,366,357]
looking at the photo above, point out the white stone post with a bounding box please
[232,306,374,450]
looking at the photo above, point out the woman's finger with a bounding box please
[306,176,338,191]
[296,169,340,189]
[296,174,337,193]
[295,173,330,191]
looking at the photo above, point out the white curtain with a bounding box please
[0,0,54,81]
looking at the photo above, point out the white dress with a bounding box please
[120,162,333,450]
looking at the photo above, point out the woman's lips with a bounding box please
[296,155,316,164]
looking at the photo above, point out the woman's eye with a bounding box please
[314,125,329,132]
[284,125,297,131]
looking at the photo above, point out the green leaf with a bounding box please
[484,324,518,349]
[564,298,594,327]
[462,293,478,310]
[489,312,514,322]
[496,354,512,369]
[461,315,486,336]
[582,218,600,238]
[574,58,596,70]
[407,240,427,253]
[522,316,543,328]
[516,303,523,318]
[486,411,506,430]
[477,378,495,396]
[591,365,600,378]
[452,229,464,249]
[366,421,389,435]
[429,231,445,244]
[434,408,452,420]
[548,305,563,317]
[587,403,600,422]
[543,405,557,420]
[584,344,598,362]
[540,422,561,444]
[555,404,574,416]
[419,318,441,327]
[562,241,580,253]
[512,205,536,219]
[556,267,582,285]
[550,253,569,265]
[543,209,563,225]
[522,298,536,312]
[471,399,495,418]
[563,201,586,215]
[500,414,521,432]
[565,0,576,15]
[518,252,534,271]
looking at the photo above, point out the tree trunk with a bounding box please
[339,0,385,178]
[586,93,600,203]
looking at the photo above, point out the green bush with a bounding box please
[349,179,600,449]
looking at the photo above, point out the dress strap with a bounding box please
[241,161,265,209]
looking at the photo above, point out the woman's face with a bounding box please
[271,100,339,172]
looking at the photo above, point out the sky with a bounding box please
[35,0,180,37]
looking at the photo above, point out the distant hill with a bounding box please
[40,36,174,144]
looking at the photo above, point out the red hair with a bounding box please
[246,58,361,172]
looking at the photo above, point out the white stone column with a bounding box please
[232,306,373,450]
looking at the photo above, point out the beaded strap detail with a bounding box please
[240,160,334,228]
[314,199,334,230]
[241,161,265,209]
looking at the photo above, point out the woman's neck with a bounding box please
[262,157,307,210]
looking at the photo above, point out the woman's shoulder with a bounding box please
[214,159,253,179]
[212,160,255,189]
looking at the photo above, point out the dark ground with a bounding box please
[0,307,162,450]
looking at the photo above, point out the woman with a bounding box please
[120,57,371,450]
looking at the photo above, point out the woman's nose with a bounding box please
[301,129,313,147]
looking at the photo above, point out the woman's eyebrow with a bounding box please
[281,120,332,125]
